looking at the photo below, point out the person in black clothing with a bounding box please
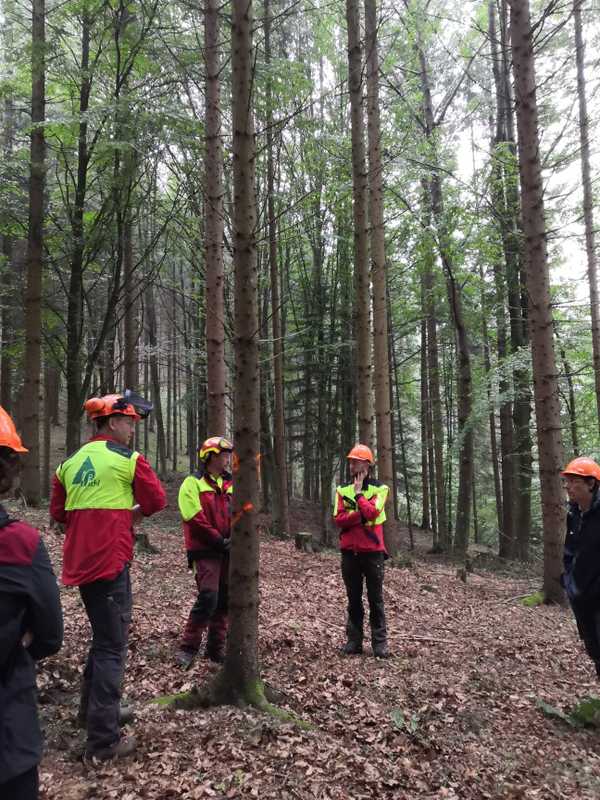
[562,456,600,679]
[0,406,63,800]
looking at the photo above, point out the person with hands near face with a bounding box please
[333,444,390,658]
[175,436,234,670]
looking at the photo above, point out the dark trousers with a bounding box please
[341,551,387,648]
[0,766,38,800]
[180,557,228,656]
[79,566,132,751]
[573,602,600,677]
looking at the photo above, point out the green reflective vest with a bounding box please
[178,473,233,522]
[56,440,139,510]
[334,482,388,526]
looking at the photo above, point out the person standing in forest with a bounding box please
[0,406,63,800]
[175,436,234,669]
[50,392,166,761]
[333,444,390,658]
[561,456,600,679]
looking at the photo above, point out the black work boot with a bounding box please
[341,641,363,655]
[372,643,391,658]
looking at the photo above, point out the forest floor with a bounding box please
[12,494,600,800]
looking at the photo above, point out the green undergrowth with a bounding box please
[537,696,600,728]
[520,591,545,607]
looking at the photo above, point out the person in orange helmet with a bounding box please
[561,456,600,678]
[50,391,166,761]
[0,406,63,799]
[333,444,390,658]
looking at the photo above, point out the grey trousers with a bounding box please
[79,566,132,750]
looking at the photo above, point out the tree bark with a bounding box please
[217,0,263,705]
[21,0,46,504]
[509,0,564,602]
[346,0,373,446]
[204,0,227,435]
[264,0,290,538]
[573,0,600,433]
[365,0,394,554]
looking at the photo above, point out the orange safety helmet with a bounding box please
[347,444,374,464]
[199,435,233,462]
[561,457,600,481]
[84,394,141,422]
[0,405,28,453]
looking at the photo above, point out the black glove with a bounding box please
[215,537,231,553]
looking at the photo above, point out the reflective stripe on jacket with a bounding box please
[333,479,388,553]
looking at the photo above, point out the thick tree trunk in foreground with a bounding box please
[510,0,564,602]
[346,0,373,446]
[21,0,46,504]
[217,0,262,704]
[573,0,600,433]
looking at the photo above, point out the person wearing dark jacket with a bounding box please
[0,405,63,800]
[175,436,234,669]
[562,456,600,678]
[333,444,390,658]
[50,392,166,761]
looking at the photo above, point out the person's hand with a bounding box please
[132,505,144,526]
[353,470,367,494]
[215,537,231,553]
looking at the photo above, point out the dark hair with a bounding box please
[0,447,21,495]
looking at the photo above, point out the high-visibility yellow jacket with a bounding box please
[333,479,388,553]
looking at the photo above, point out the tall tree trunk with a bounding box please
[145,286,167,477]
[500,0,533,562]
[365,0,394,553]
[480,265,503,539]
[419,315,431,530]
[573,0,600,432]
[217,0,262,704]
[509,0,564,603]
[21,0,46,504]
[346,0,373,446]
[264,0,289,537]
[123,212,138,389]
[204,0,227,434]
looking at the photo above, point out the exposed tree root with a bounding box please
[155,675,312,729]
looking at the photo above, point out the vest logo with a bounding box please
[72,456,100,488]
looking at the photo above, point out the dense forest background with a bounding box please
[1,0,598,598]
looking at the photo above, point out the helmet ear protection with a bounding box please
[346,444,374,465]
[83,390,152,422]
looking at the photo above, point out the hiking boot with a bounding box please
[341,641,363,656]
[76,704,134,729]
[175,648,196,669]
[84,735,137,762]
[373,644,391,659]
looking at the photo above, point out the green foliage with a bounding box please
[391,708,420,735]
[520,591,545,607]
[537,696,600,729]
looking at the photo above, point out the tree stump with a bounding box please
[294,532,313,553]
